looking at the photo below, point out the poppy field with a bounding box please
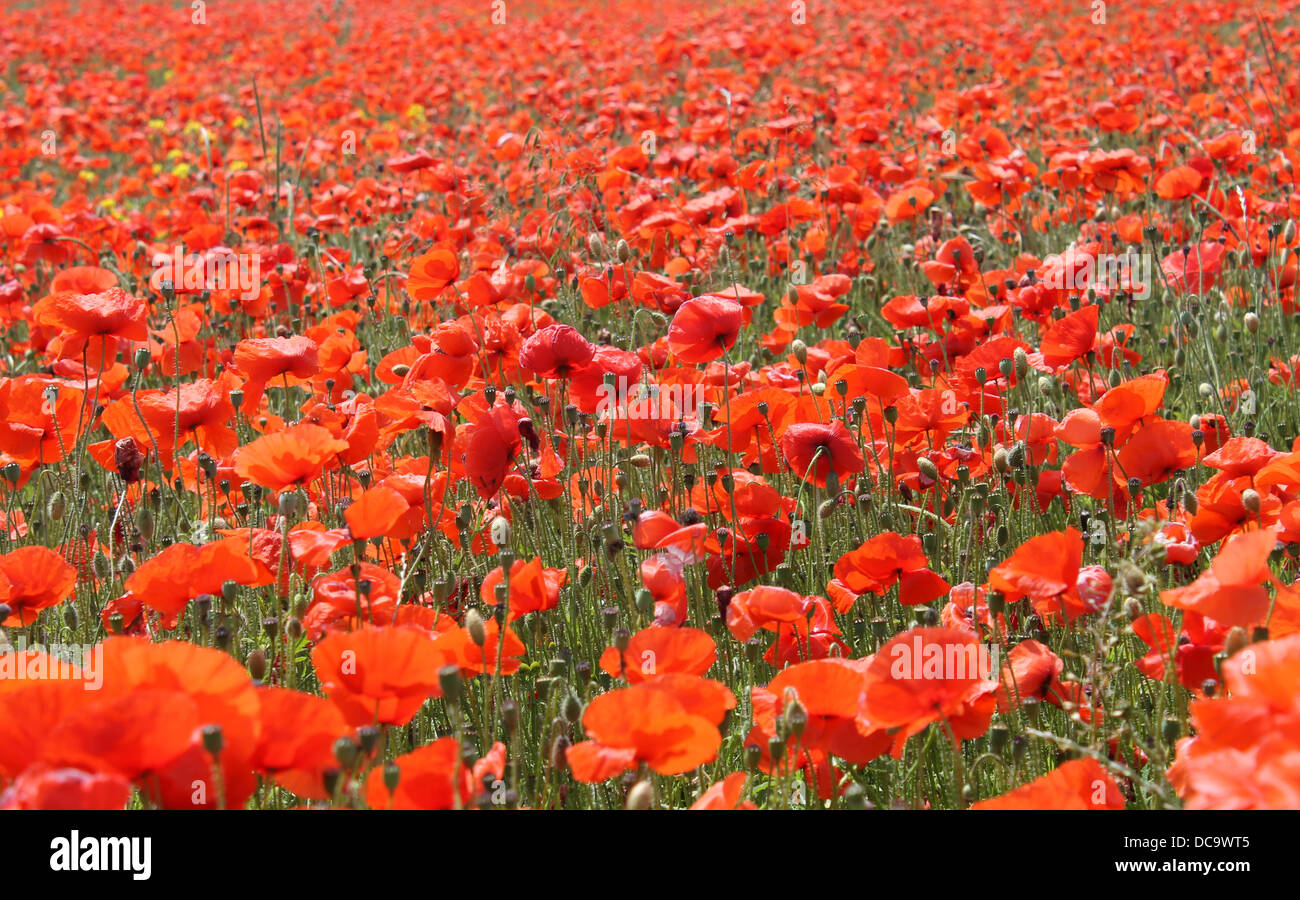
[1,0,1300,814]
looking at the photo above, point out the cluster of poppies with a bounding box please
[1,0,1299,810]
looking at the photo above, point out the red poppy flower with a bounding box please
[668,295,744,364]
[519,323,596,379]
[779,420,864,487]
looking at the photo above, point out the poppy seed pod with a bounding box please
[201,724,224,758]
[383,763,400,794]
[333,736,360,770]
[358,725,381,757]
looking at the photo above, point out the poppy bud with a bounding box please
[1123,597,1144,620]
[993,447,1010,474]
[562,693,583,724]
[502,699,520,734]
[791,339,807,364]
[131,504,155,543]
[918,456,940,482]
[783,697,808,737]
[47,491,66,522]
[285,617,303,641]
[1013,347,1029,380]
[201,724,224,758]
[626,780,654,810]
[1241,488,1261,515]
[549,735,571,772]
[1224,626,1249,657]
[634,588,654,618]
[63,604,78,629]
[1244,311,1260,334]
[616,239,631,262]
[465,608,487,646]
[382,763,400,795]
[247,649,267,682]
[489,515,511,549]
[588,233,605,258]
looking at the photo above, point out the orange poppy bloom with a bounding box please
[122,540,260,617]
[479,556,567,622]
[312,625,449,727]
[234,423,349,492]
[690,772,756,810]
[0,545,78,626]
[406,248,460,301]
[598,625,716,683]
[858,627,998,757]
[567,675,735,781]
[971,758,1125,809]
[1161,526,1280,627]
